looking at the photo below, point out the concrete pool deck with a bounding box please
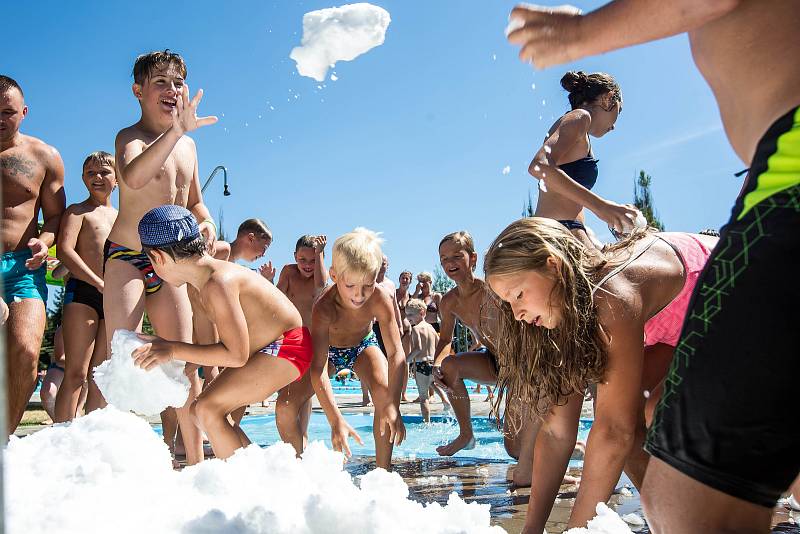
[16,394,799,533]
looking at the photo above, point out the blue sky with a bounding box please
[6,0,743,299]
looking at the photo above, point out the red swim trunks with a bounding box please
[257,326,312,379]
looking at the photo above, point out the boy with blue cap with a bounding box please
[131,205,361,459]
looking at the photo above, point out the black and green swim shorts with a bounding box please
[646,106,800,508]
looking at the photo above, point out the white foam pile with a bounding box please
[93,329,190,416]
[290,3,391,82]
[563,503,634,534]
[6,408,503,534]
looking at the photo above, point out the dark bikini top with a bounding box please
[558,141,598,190]
[426,299,438,314]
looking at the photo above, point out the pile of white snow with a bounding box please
[564,503,635,533]
[5,408,504,534]
[93,329,190,416]
[290,3,391,81]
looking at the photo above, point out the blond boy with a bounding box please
[53,151,117,422]
[105,50,217,465]
[404,298,438,422]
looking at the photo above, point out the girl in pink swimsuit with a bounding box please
[483,217,717,532]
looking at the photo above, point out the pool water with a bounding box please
[330,378,484,395]
[157,413,593,462]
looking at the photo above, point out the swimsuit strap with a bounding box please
[591,237,660,296]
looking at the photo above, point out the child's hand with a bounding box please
[259,261,276,283]
[378,404,406,446]
[172,84,218,135]
[132,335,176,370]
[313,235,327,253]
[432,366,452,394]
[25,238,48,270]
[199,219,218,254]
[331,418,364,458]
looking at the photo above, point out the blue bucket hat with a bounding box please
[138,205,199,247]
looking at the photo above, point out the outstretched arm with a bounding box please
[313,235,329,293]
[508,0,740,68]
[116,85,217,190]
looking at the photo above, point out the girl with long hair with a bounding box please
[484,217,716,531]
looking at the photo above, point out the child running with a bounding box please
[484,217,716,531]
[53,151,117,422]
[274,234,329,454]
[404,298,438,422]
[528,71,638,246]
[310,228,406,469]
[131,206,360,459]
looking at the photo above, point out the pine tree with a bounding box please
[432,265,455,294]
[522,190,535,217]
[633,170,665,231]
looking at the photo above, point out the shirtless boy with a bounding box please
[0,75,65,433]
[404,298,438,422]
[190,218,273,387]
[131,206,361,459]
[289,228,406,469]
[53,151,117,421]
[274,234,329,453]
[508,2,800,530]
[106,50,217,465]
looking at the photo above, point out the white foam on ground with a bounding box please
[290,3,391,82]
[564,503,634,533]
[5,408,502,534]
[93,329,190,416]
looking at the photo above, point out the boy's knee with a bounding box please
[64,368,88,385]
[192,397,221,426]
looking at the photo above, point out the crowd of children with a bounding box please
[2,1,799,531]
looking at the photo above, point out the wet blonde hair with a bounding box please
[332,227,384,279]
[484,217,648,429]
[417,271,432,283]
[405,298,427,316]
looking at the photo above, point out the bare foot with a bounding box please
[563,474,581,485]
[360,398,373,407]
[436,434,476,456]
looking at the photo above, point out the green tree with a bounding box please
[633,170,665,231]
[432,265,455,294]
[217,206,227,242]
[522,189,535,217]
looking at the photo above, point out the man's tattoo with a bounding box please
[0,155,37,180]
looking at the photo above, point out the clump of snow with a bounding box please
[93,329,190,416]
[621,513,646,528]
[502,165,511,175]
[290,3,391,82]
[5,408,503,534]
[564,503,634,533]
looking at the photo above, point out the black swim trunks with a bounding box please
[413,361,434,377]
[65,278,104,319]
[646,106,800,508]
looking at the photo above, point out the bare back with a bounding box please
[110,125,197,250]
[410,321,438,362]
[198,260,302,354]
[1,134,63,251]
[689,0,800,162]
